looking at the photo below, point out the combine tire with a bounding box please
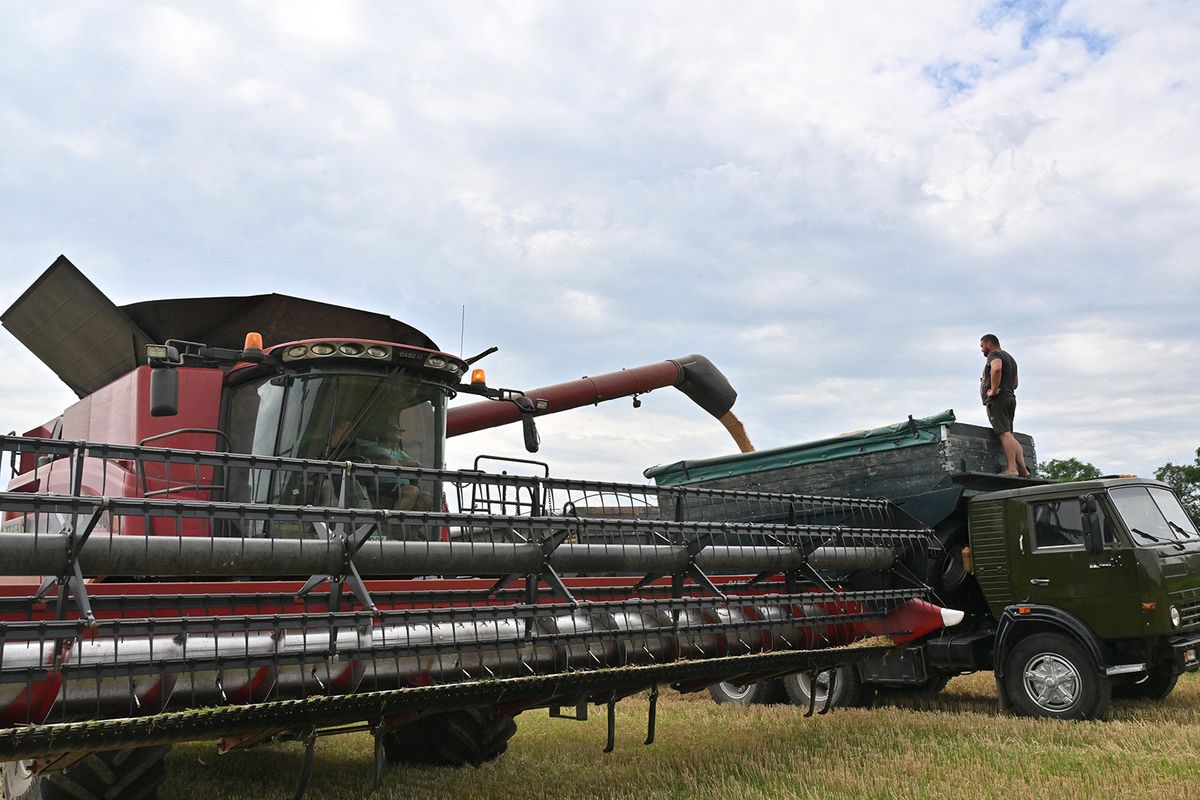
[781,666,865,710]
[1113,663,1179,701]
[2,746,170,800]
[1004,632,1111,720]
[383,709,518,767]
[707,678,784,705]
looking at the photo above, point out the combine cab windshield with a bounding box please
[225,367,447,537]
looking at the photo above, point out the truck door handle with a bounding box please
[1029,578,1050,586]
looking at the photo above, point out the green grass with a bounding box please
[161,673,1200,800]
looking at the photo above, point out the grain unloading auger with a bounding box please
[0,256,956,798]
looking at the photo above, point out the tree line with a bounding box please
[1040,447,1200,523]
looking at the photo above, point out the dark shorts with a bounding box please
[986,393,1016,435]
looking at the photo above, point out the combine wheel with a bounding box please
[707,678,784,705]
[1112,662,1179,701]
[3,746,170,800]
[781,666,865,710]
[383,709,518,767]
[1004,633,1111,720]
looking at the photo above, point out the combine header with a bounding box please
[0,257,952,799]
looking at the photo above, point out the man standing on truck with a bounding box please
[979,334,1030,477]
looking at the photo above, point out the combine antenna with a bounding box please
[460,305,466,357]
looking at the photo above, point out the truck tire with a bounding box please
[1113,663,1179,701]
[707,678,785,705]
[2,746,170,800]
[1004,632,1111,720]
[382,709,518,767]
[781,666,865,710]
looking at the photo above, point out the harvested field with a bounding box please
[159,672,1200,799]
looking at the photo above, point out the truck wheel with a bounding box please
[3,746,170,800]
[383,709,518,767]
[707,678,784,705]
[1113,663,1179,701]
[781,666,865,709]
[1004,633,1111,720]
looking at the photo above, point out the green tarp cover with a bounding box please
[644,410,957,486]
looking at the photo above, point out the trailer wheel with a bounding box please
[383,709,518,768]
[3,746,170,800]
[707,678,784,705]
[1004,633,1111,720]
[1112,663,1179,701]
[781,666,865,710]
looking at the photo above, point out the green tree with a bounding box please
[1040,457,1102,483]
[1155,447,1200,524]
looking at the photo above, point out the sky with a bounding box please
[1,0,1198,483]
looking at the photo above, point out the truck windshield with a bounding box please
[1109,486,1198,544]
[225,367,447,537]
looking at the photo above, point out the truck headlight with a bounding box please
[1170,606,1182,628]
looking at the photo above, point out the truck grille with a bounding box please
[969,500,1011,609]
[1180,602,1200,628]
[1170,588,1200,629]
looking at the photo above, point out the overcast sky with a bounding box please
[2,1,1198,483]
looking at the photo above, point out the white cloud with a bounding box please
[1,0,1198,486]
[130,7,235,83]
[255,0,367,53]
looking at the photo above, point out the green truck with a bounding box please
[646,411,1200,720]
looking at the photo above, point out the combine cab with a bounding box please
[0,257,952,798]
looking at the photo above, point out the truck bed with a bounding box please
[645,410,1040,528]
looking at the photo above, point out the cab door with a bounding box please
[1009,495,1140,639]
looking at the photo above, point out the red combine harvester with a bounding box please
[0,257,954,800]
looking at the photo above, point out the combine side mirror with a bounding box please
[1080,494,1104,555]
[149,368,179,417]
[147,344,182,417]
[513,395,540,454]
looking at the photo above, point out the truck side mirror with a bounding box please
[1080,494,1104,555]
[150,367,179,417]
[513,395,540,454]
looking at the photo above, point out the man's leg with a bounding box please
[999,432,1029,476]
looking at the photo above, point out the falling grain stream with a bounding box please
[719,410,755,453]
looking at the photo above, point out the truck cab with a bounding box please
[961,477,1200,718]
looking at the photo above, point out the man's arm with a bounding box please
[987,358,1002,399]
